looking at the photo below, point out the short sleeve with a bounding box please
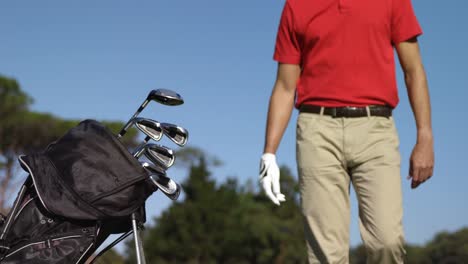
[391,0,423,45]
[273,2,301,64]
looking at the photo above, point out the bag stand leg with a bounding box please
[132,213,146,264]
[0,181,28,240]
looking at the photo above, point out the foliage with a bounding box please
[421,228,468,263]
[93,249,125,264]
[349,229,468,263]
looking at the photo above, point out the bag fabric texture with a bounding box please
[19,119,155,220]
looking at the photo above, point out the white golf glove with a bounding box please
[259,153,286,206]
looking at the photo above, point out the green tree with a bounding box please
[134,156,222,264]
[350,228,468,263]
[92,249,125,264]
[0,75,37,213]
[405,244,430,264]
[422,228,468,263]
[350,244,367,264]
[267,166,307,264]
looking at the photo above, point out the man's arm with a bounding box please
[259,63,300,205]
[263,63,301,154]
[395,37,434,189]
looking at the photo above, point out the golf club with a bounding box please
[115,89,184,264]
[148,89,184,106]
[118,89,184,138]
[133,144,175,169]
[128,142,174,264]
[132,214,146,264]
[132,121,187,153]
[130,117,163,141]
[141,162,181,200]
[137,122,189,149]
[161,123,189,146]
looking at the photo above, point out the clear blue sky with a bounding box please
[1,0,467,248]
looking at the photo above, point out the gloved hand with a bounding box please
[259,153,286,206]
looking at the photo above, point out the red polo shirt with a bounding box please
[273,0,423,108]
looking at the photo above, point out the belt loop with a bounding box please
[319,107,325,116]
[366,106,371,119]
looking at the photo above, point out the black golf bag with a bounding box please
[0,120,157,263]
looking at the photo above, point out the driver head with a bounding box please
[148,89,184,106]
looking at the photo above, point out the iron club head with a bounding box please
[143,144,175,169]
[133,118,163,142]
[141,162,181,200]
[161,123,189,147]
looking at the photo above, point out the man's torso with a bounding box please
[274,0,422,108]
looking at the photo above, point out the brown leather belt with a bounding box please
[299,104,392,118]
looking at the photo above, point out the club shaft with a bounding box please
[118,99,149,138]
[132,213,146,264]
[132,136,151,157]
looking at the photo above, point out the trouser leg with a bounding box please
[347,116,405,264]
[296,113,350,264]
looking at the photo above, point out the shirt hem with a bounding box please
[273,54,301,65]
[392,30,423,45]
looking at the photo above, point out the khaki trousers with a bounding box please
[296,111,405,264]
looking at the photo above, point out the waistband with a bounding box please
[299,104,392,118]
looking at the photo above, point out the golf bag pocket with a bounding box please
[0,178,101,264]
[1,233,95,264]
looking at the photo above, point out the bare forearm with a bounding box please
[405,68,433,142]
[396,39,433,143]
[396,39,434,188]
[263,84,295,154]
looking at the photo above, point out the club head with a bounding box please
[148,89,184,106]
[141,161,166,175]
[150,176,181,200]
[118,89,184,138]
[161,123,189,147]
[144,144,175,169]
[133,117,163,141]
[141,162,181,200]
